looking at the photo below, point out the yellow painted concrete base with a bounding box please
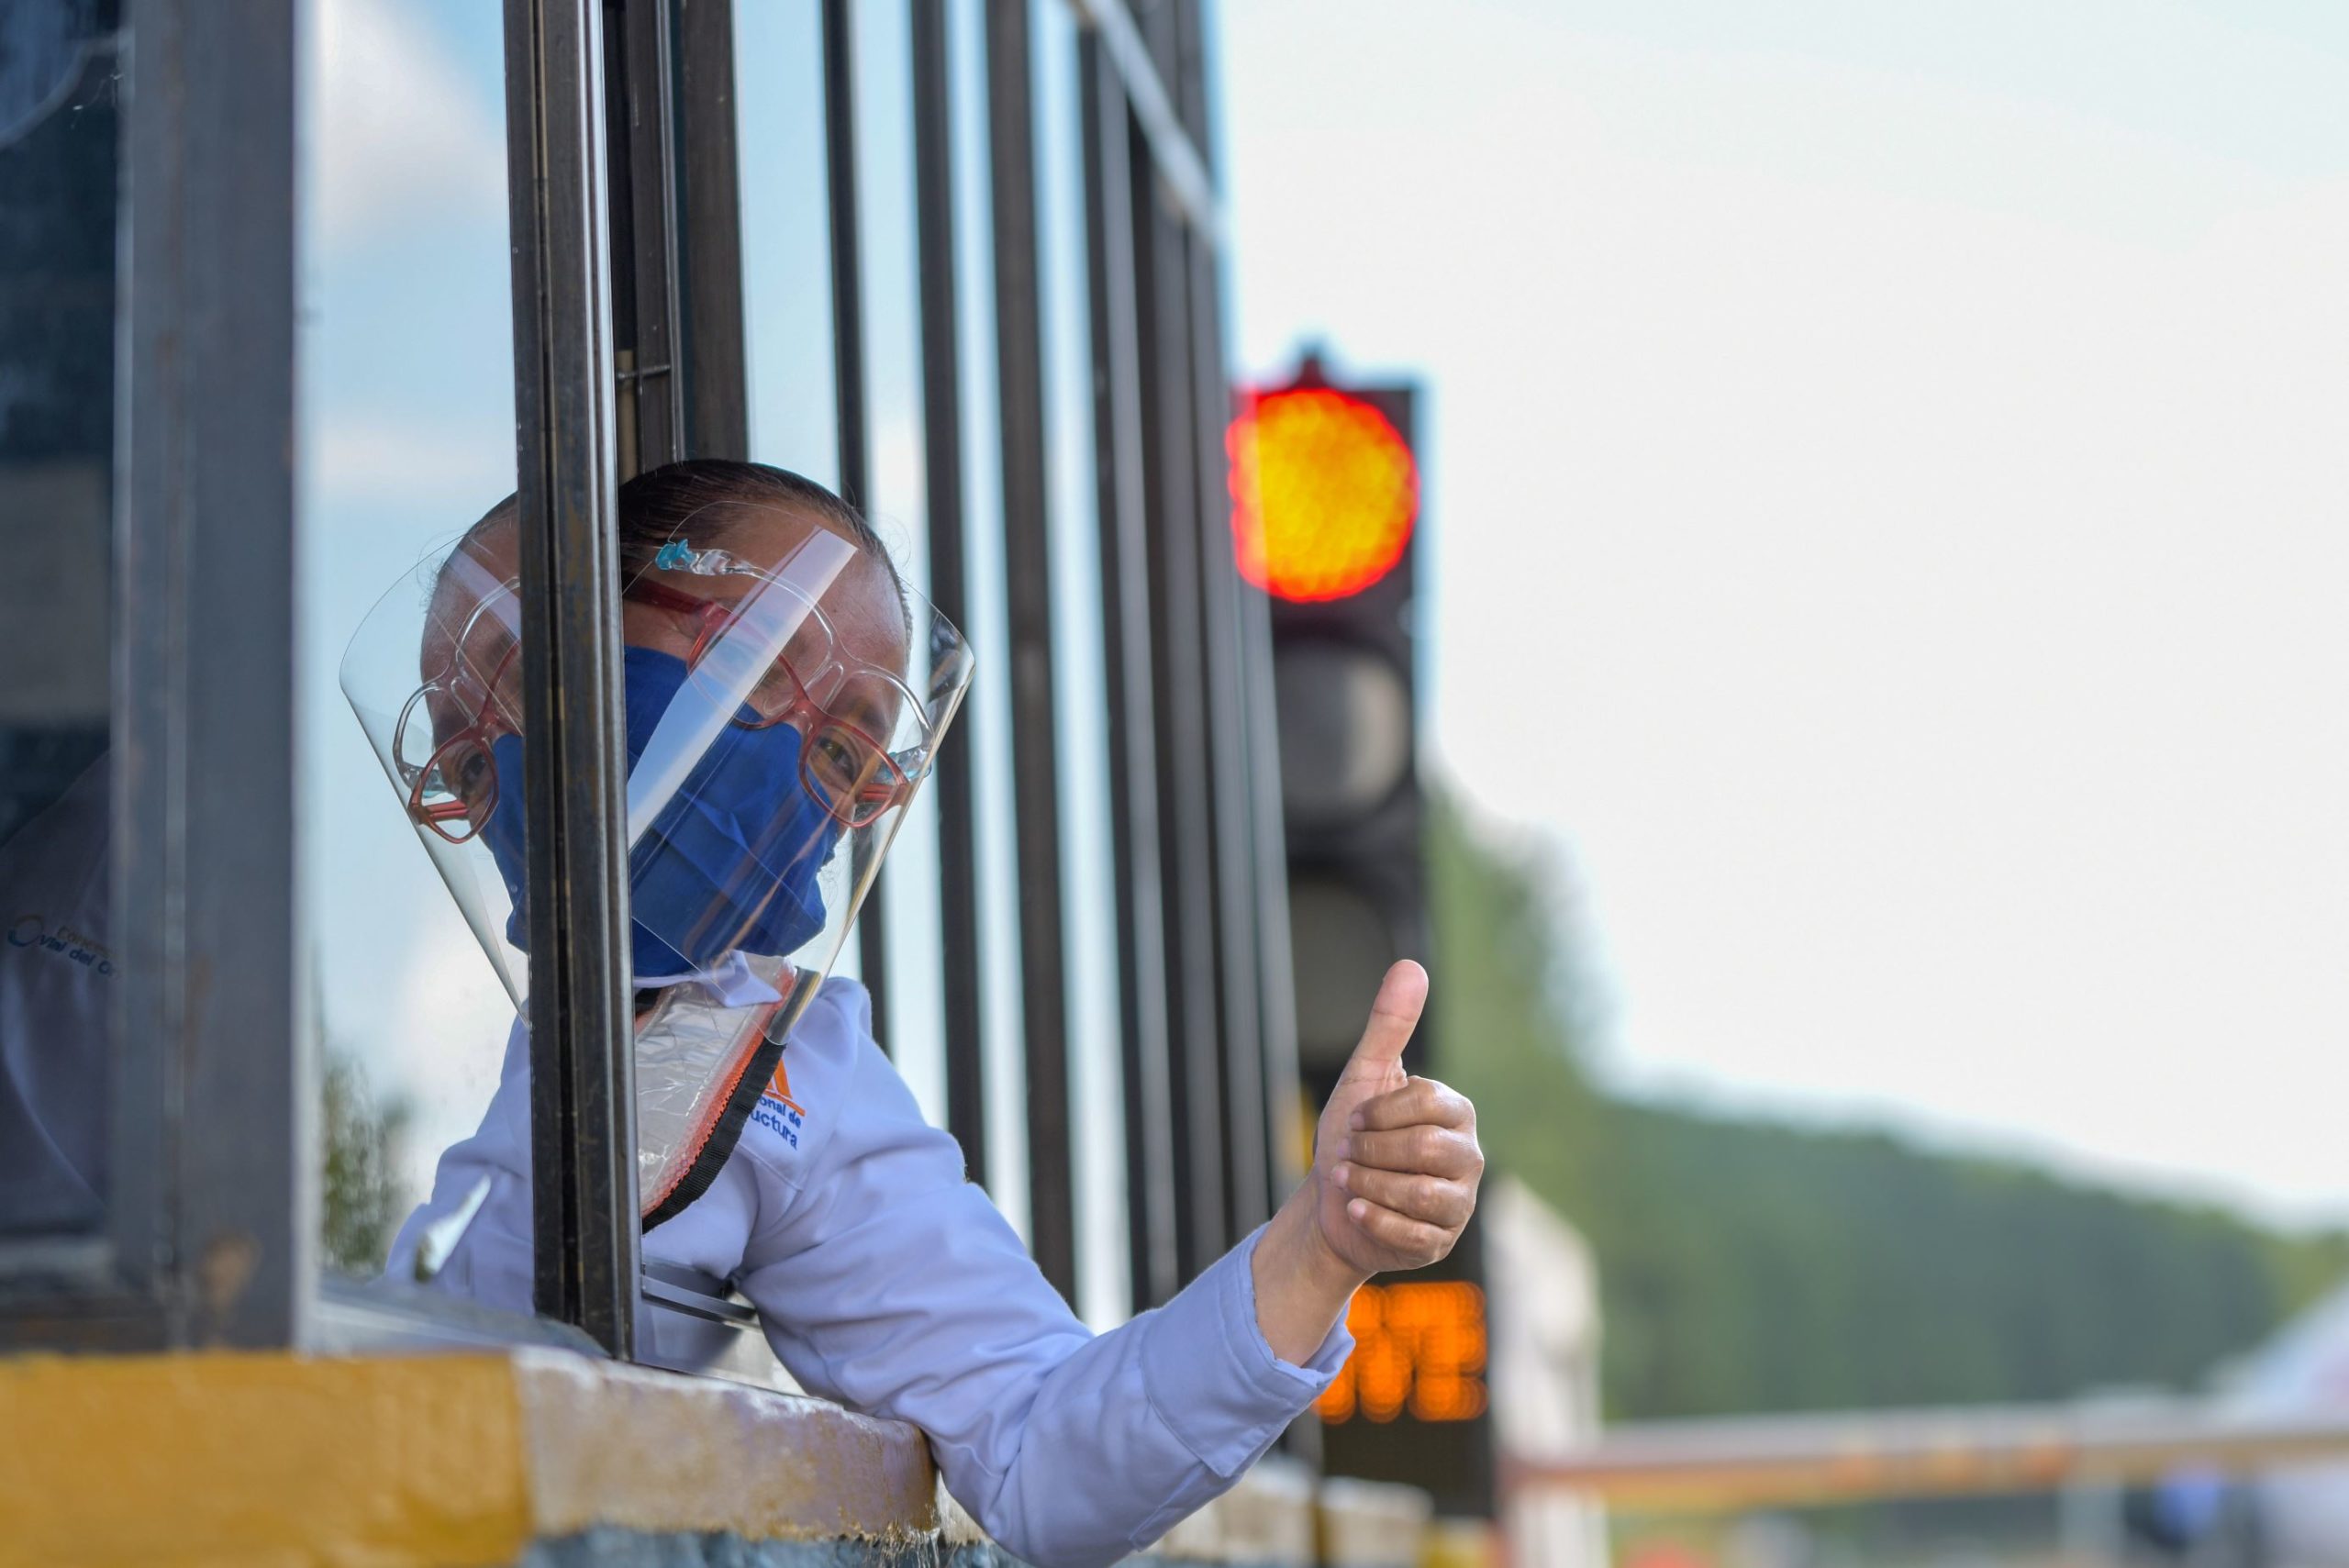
[1418,1518,1499,1568]
[0,1347,937,1568]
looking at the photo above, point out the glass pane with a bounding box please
[298,0,522,1285]
[846,0,952,1124]
[0,0,123,1240]
[735,2,839,485]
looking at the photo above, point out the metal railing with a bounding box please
[1506,1401,2349,1511]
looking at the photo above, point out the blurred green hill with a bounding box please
[1431,795,2349,1421]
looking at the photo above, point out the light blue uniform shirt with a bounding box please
[388,971,1353,1568]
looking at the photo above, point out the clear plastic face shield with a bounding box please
[342,502,974,1226]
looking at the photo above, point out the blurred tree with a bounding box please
[319,1050,409,1275]
[1429,791,2349,1419]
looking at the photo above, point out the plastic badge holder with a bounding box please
[632,954,809,1228]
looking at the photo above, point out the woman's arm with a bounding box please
[730,972,1478,1568]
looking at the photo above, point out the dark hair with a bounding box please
[616,459,901,596]
[448,460,904,628]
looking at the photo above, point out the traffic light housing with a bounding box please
[1234,355,1496,1518]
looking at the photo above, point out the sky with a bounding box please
[291,0,2349,1244]
[1219,0,2349,1224]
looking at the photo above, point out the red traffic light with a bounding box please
[1229,385,1419,603]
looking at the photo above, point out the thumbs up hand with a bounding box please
[1250,961,1484,1364]
[1308,960,1483,1277]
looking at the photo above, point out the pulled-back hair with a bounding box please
[456,459,900,593]
[616,460,900,598]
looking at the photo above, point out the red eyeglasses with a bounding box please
[622,576,917,829]
[392,576,923,845]
[393,639,518,845]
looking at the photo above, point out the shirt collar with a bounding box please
[644,951,784,1009]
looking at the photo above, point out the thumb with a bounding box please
[1341,960,1429,1077]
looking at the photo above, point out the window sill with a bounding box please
[0,1344,937,1565]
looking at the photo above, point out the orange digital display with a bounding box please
[1317,1280,1488,1425]
[1229,386,1419,603]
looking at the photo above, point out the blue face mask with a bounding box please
[479,646,842,982]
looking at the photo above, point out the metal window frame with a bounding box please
[605,0,686,479]
[0,0,304,1352]
[1078,28,1179,1311]
[1130,106,1228,1282]
[602,0,753,475]
[1167,0,1285,1241]
[1238,516,1307,1207]
[1188,230,1271,1240]
[673,0,750,461]
[986,0,1078,1305]
[910,0,989,1188]
[605,0,751,473]
[1083,0,1298,1281]
[1067,0,1219,242]
[505,0,641,1360]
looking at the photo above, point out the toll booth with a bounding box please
[1486,1176,1609,1568]
[0,2,1442,1562]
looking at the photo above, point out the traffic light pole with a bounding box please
[1248,361,1497,1517]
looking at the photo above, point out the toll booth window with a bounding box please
[298,0,522,1284]
[830,0,965,1141]
[735,3,839,487]
[0,1,123,1240]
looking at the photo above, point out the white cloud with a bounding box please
[303,0,507,255]
[319,841,517,1207]
[378,930,518,1208]
[307,416,515,514]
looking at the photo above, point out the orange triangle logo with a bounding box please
[764,1053,805,1116]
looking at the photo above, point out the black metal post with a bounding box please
[1130,120,1226,1282]
[1239,508,1308,1207]
[1186,228,1271,1239]
[1079,35,1179,1311]
[673,0,748,460]
[505,0,640,1358]
[606,0,685,478]
[1187,14,1308,1203]
[985,0,1077,1303]
[910,0,986,1185]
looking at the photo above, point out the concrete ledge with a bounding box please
[0,1347,937,1568]
[515,1350,939,1544]
[0,1346,1381,1568]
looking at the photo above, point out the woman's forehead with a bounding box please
[422,529,520,670]
[819,553,911,668]
[728,506,907,665]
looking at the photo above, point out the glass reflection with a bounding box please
[298,0,517,1275]
[0,0,122,1240]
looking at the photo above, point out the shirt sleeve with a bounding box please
[733,1002,1353,1568]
